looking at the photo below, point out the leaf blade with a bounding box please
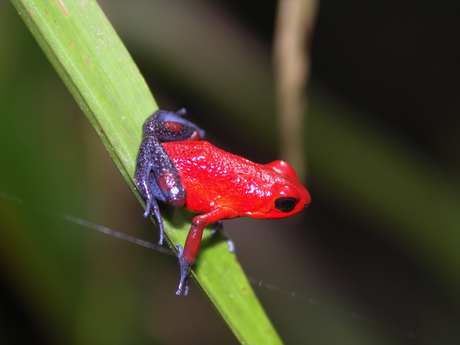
[11,0,282,343]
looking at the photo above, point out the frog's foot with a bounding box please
[143,197,164,246]
[175,244,190,296]
[211,221,235,253]
[142,199,152,218]
[177,108,187,116]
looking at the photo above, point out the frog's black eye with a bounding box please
[274,197,298,212]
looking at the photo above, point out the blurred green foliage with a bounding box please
[1,1,460,345]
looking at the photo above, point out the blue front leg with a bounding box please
[134,109,205,245]
[134,135,186,244]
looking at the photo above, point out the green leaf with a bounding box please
[11,0,282,343]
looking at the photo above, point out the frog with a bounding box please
[134,109,311,295]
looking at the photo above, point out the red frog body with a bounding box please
[163,140,309,219]
[134,109,310,295]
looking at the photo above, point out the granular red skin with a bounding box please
[162,140,311,220]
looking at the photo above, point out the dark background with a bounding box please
[1,1,459,344]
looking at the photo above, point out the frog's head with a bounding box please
[263,160,311,219]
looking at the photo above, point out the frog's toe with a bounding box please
[175,244,190,296]
[212,221,235,253]
[143,201,151,218]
